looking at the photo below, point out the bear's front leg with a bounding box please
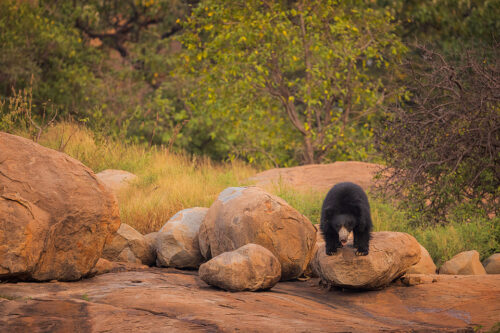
[353,228,370,256]
[324,231,342,256]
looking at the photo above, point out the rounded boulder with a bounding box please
[155,207,208,269]
[439,250,487,275]
[199,243,281,291]
[313,232,421,289]
[198,187,316,281]
[102,223,155,266]
[482,253,500,274]
[406,244,437,274]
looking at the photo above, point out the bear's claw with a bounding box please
[355,250,369,256]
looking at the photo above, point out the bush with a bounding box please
[375,44,499,225]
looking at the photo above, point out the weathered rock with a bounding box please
[95,169,137,195]
[306,226,326,278]
[406,244,437,274]
[0,132,120,281]
[1,270,499,332]
[102,223,155,266]
[199,186,316,281]
[89,258,148,276]
[401,273,437,286]
[313,232,421,289]
[155,207,208,269]
[483,253,500,274]
[199,243,281,291]
[439,250,487,275]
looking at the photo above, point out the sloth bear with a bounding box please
[320,182,373,256]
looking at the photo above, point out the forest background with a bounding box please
[0,0,498,259]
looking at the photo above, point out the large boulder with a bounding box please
[198,186,316,281]
[439,250,487,275]
[102,223,155,266]
[406,244,437,274]
[155,207,208,269]
[95,169,137,196]
[199,243,281,291]
[0,132,120,281]
[482,253,500,274]
[313,232,421,289]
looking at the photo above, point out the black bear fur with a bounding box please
[320,182,373,256]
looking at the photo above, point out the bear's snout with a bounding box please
[339,226,349,246]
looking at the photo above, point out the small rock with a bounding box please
[89,258,148,276]
[96,169,137,195]
[406,245,437,274]
[156,207,208,269]
[199,243,281,291]
[313,232,421,289]
[198,186,316,281]
[439,250,487,275]
[401,274,437,286]
[102,223,155,266]
[483,253,500,274]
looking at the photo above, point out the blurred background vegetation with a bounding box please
[1,0,498,260]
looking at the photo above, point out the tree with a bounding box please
[178,0,406,165]
[375,45,499,224]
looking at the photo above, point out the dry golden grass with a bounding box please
[36,122,256,234]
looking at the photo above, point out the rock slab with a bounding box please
[483,253,500,274]
[102,223,155,266]
[439,250,487,275]
[199,243,281,291]
[406,244,437,274]
[155,207,208,269]
[313,231,421,289]
[198,186,316,281]
[0,132,120,281]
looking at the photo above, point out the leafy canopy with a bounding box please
[178,0,405,165]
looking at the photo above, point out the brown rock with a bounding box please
[0,270,499,332]
[102,223,155,266]
[95,169,137,195]
[483,253,500,274]
[199,243,281,291]
[401,273,437,286]
[313,232,421,289]
[439,250,487,275]
[249,161,381,192]
[406,244,437,274]
[0,132,120,281]
[89,258,148,276]
[199,186,316,281]
[155,207,208,269]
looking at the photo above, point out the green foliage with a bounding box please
[0,1,101,114]
[381,0,500,52]
[177,0,406,165]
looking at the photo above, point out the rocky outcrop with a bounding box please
[406,244,437,274]
[1,270,499,332]
[198,186,316,281]
[482,253,500,274]
[102,223,155,266]
[199,244,281,291]
[313,232,421,289]
[0,132,120,281]
[155,207,208,269]
[95,169,137,195]
[439,250,487,275]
